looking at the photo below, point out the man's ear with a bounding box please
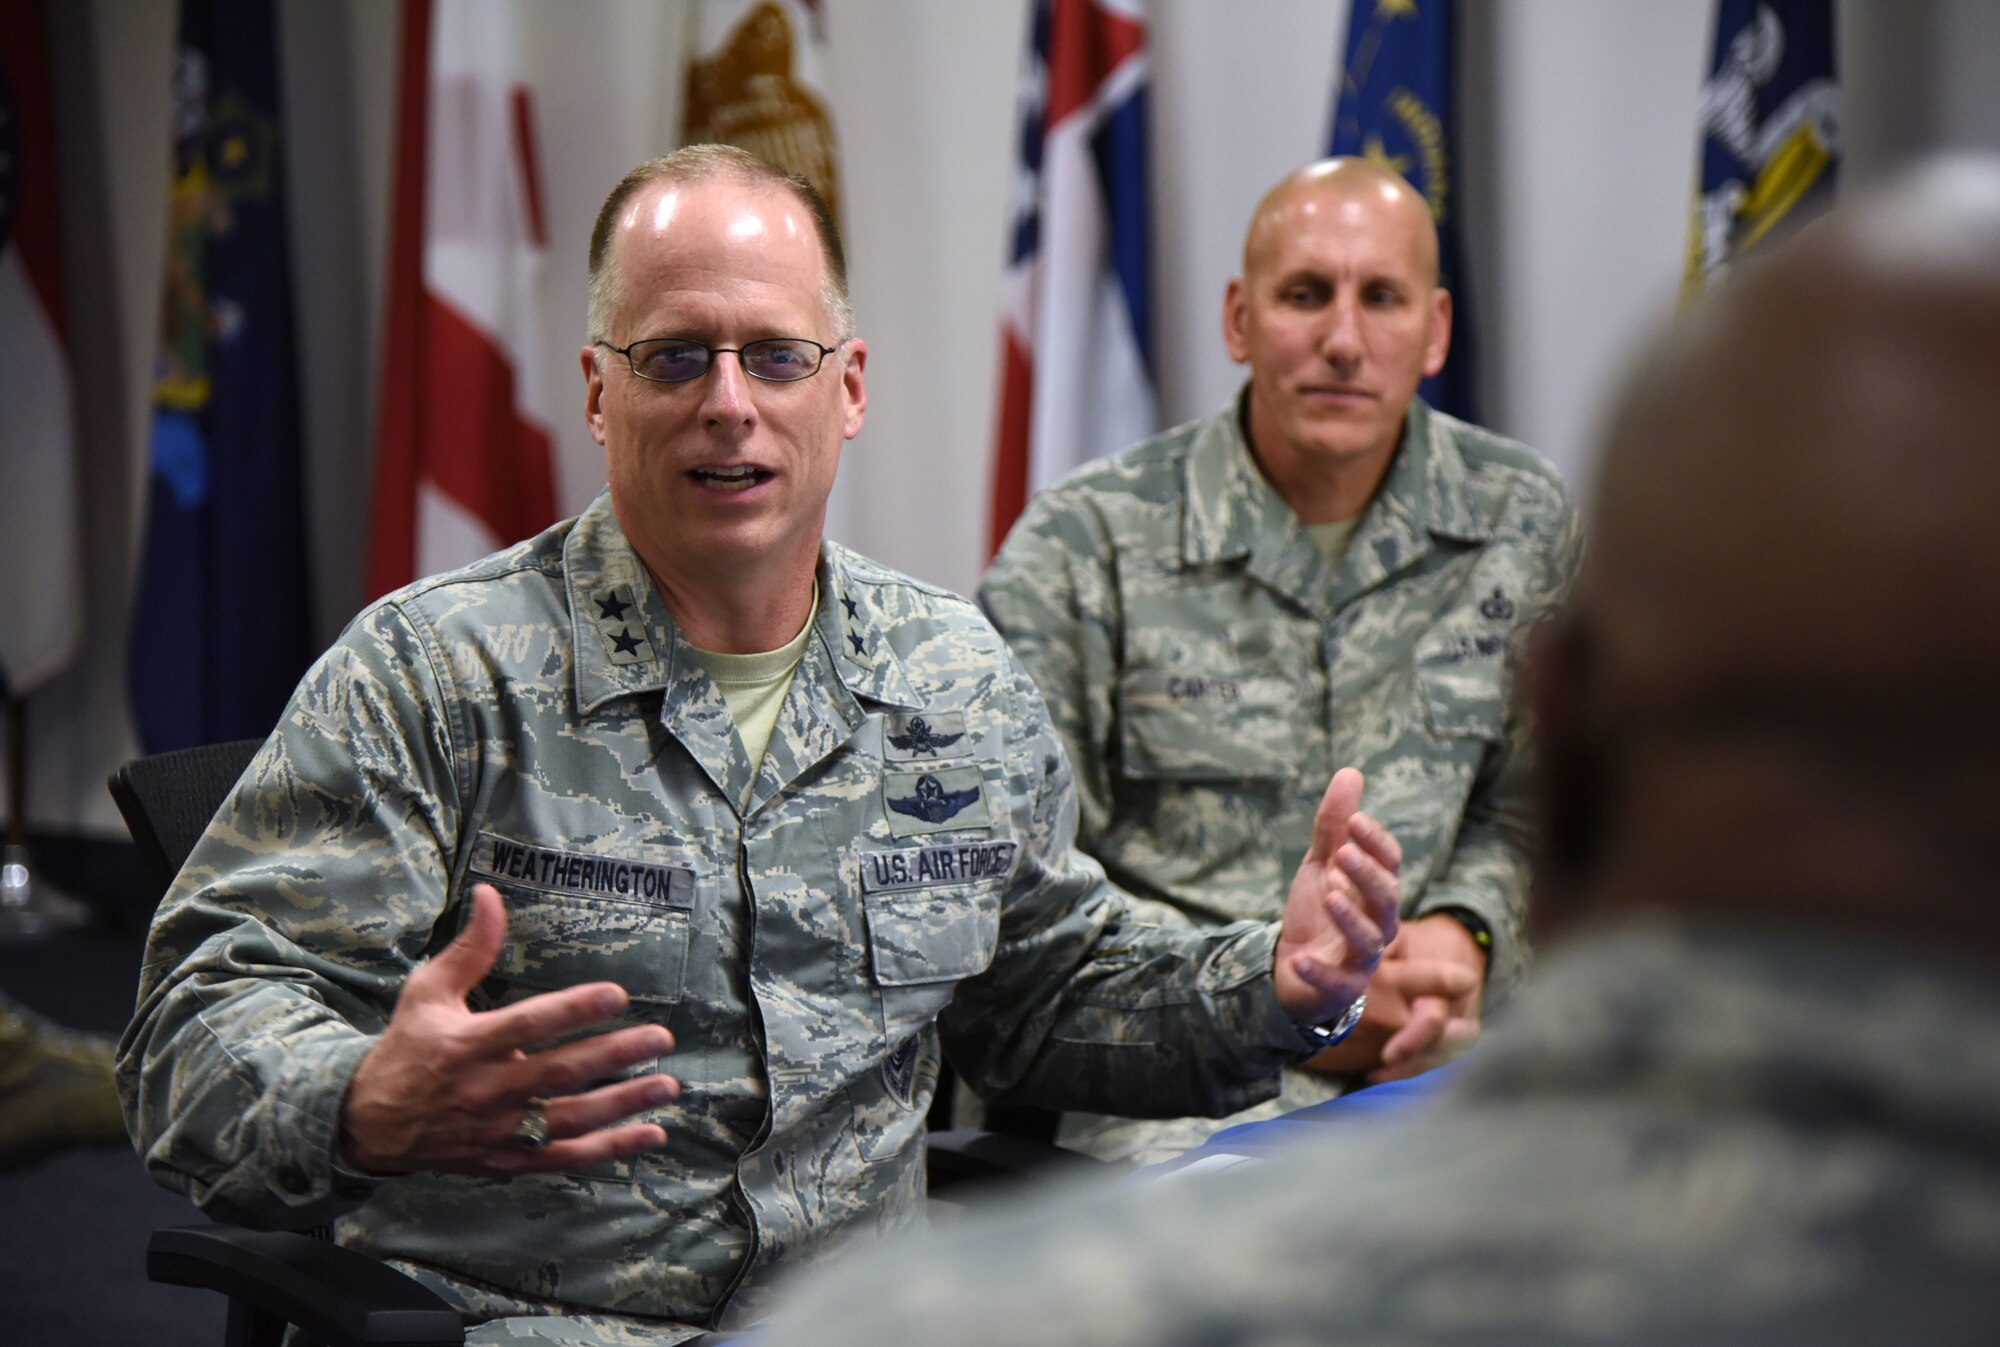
[581,345,608,446]
[839,338,868,441]
[1527,615,1612,941]
[1423,287,1453,379]
[1221,277,1251,364]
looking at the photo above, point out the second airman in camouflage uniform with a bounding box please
[984,159,1579,1161]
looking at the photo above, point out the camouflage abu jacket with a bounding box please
[118,494,1322,1340]
[981,395,1581,999]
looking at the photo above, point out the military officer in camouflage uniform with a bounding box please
[758,155,2000,1347]
[117,146,1455,1345]
[982,158,1580,1160]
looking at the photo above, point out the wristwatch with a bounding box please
[1300,993,1367,1052]
[1432,906,1494,958]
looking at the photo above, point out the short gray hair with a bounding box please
[586,144,853,352]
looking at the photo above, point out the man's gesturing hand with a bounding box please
[339,884,678,1175]
[1272,768,1406,1025]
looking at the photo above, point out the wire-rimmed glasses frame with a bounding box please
[594,336,843,385]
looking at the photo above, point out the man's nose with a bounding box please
[1317,294,1365,366]
[699,349,758,426]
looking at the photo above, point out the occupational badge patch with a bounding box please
[883,710,969,761]
[882,766,989,835]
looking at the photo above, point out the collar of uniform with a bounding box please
[815,545,922,712]
[564,493,680,714]
[1403,398,1489,545]
[1324,399,1491,606]
[1178,392,1275,568]
[1181,393,1489,563]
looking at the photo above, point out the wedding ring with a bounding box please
[513,1099,551,1151]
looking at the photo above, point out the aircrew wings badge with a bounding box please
[882,766,989,835]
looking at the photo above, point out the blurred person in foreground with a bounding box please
[982,158,1579,1161]
[116,145,1435,1343]
[757,156,2000,1345]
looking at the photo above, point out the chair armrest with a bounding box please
[147,1224,463,1346]
[924,1128,1111,1194]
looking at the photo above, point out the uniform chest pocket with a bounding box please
[481,886,693,1005]
[467,833,698,1005]
[1115,665,1304,781]
[860,848,1005,1042]
[1415,650,1510,743]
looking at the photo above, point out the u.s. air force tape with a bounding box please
[469,832,694,910]
[859,839,1019,893]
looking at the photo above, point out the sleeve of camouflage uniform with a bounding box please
[118,602,463,1229]
[978,487,1121,850]
[1406,479,1585,1002]
[937,648,1312,1118]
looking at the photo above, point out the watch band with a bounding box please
[1433,906,1493,956]
[1301,992,1366,1052]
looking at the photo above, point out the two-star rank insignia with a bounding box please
[594,585,657,665]
[886,714,964,757]
[887,773,982,824]
[833,585,870,663]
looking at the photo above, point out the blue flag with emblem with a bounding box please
[1684,0,1839,295]
[1328,0,1472,420]
[129,0,314,752]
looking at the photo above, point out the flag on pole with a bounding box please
[987,0,1155,558]
[682,0,843,227]
[1329,0,1474,420]
[0,3,83,701]
[128,0,314,752]
[367,0,560,599]
[1684,0,1839,296]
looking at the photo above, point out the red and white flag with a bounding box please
[0,3,83,696]
[367,0,559,598]
[988,0,1156,557]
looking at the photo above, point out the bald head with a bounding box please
[1224,157,1451,519]
[1537,156,2000,948]
[1242,158,1440,287]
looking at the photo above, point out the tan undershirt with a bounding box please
[1306,517,1361,573]
[689,586,818,780]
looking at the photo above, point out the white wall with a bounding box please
[11,0,2000,832]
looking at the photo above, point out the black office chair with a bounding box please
[111,738,462,1346]
[110,740,1101,1346]
[108,738,264,894]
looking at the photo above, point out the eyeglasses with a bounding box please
[594,337,841,384]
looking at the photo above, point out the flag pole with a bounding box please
[0,699,91,940]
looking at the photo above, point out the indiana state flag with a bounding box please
[1329,0,1473,420]
[1684,0,1840,294]
[130,0,314,752]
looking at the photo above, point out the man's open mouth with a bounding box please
[690,465,773,491]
